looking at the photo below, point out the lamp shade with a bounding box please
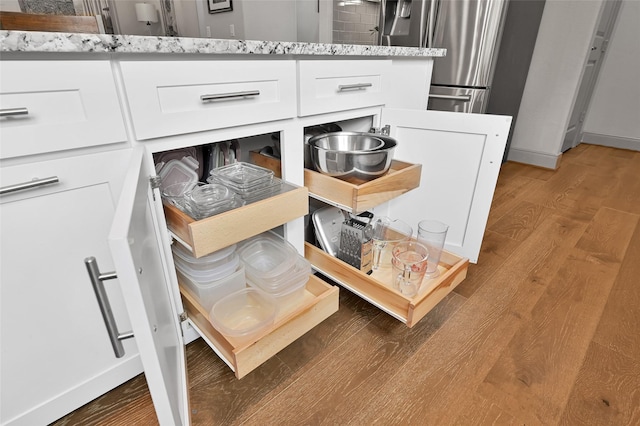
[135,3,158,23]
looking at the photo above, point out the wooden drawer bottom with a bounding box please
[180,274,339,379]
[305,242,468,327]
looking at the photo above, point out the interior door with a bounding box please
[109,147,189,425]
[381,108,511,263]
[562,0,622,152]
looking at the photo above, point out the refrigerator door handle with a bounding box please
[428,93,472,102]
[426,0,438,47]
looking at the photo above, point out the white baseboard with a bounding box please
[506,147,561,169]
[581,132,640,151]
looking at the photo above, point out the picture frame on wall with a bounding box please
[208,0,233,14]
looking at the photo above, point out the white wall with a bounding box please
[581,0,640,150]
[0,0,21,12]
[113,0,165,36]
[172,0,200,38]
[507,0,603,168]
[194,0,300,41]
[243,0,296,42]
[195,0,245,39]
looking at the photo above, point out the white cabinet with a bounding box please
[119,60,297,140]
[297,60,391,116]
[303,108,511,326]
[106,56,510,425]
[382,108,511,263]
[0,60,127,159]
[1,53,510,426]
[0,150,142,426]
[0,58,137,426]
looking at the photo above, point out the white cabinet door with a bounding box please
[382,109,512,263]
[0,150,142,426]
[108,147,189,425]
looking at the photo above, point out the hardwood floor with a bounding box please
[54,144,640,425]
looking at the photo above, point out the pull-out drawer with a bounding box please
[304,160,421,214]
[164,182,308,258]
[0,60,127,159]
[306,243,468,327]
[119,60,297,140]
[249,152,421,215]
[180,274,339,379]
[297,60,391,117]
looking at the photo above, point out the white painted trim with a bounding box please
[4,357,142,426]
[581,132,640,151]
[506,147,561,170]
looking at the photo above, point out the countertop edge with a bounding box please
[0,31,446,57]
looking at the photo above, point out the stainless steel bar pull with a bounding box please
[0,176,59,196]
[84,257,134,358]
[338,83,373,92]
[428,93,472,102]
[0,107,29,117]
[200,90,260,102]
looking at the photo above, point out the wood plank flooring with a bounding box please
[54,144,640,426]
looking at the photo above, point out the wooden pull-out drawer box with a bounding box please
[306,243,468,327]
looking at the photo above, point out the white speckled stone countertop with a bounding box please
[0,30,446,57]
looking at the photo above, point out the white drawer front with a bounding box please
[120,60,297,140]
[298,60,391,116]
[0,60,127,159]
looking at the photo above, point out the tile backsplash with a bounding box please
[333,0,380,46]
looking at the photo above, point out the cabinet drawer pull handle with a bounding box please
[338,83,373,92]
[428,94,472,102]
[200,90,260,102]
[0,107,29,117]
[0,176,59,196]
[84,257,134,358]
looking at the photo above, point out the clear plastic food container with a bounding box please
[239,237,299,281]
[209,287,278,345]
[176,265,246,313]
[209,162,274,190]
[246,255,310,295]
[172,243,237,275]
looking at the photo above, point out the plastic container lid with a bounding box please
[209,162,274,190]
[239,237,299,280]
[187,183,233,207]
[172,243,237,270]
[174,253,239,282]
[247,256,310,296]
[177,265,246,313]
[209,287,277,343]
[158,157,199,191]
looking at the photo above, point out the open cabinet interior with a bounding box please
[150,128,338,380]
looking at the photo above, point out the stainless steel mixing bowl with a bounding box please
[308,132,397,181]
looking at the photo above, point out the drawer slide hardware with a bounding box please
[369,125,391,136]
[0,176,59,196]
[200,90,260,102]
[0,107,29,117]
[84,257,134,358]
[149,175,162,201]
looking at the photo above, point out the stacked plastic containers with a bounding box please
[239,237,311,307]
[158,156,199,209]
[172,243,245,312]
[182,183,245,220]
[207,162,282,203]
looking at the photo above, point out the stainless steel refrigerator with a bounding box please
[379,0,543,116]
